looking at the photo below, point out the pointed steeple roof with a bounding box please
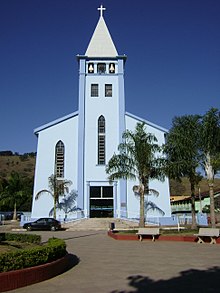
[85,7,118,57]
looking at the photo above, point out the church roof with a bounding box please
[34,111,78,134]
[125,112,168,133]
[34,111,168,135]
[85,14,118,57]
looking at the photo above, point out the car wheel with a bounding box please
[51,226,56,231]
[26,225,32,231]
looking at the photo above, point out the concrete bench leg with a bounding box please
[197,237,204,243]
[139,235,157,241]
[210,237,216,244]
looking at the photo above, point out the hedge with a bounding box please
[0,233,41,244]
[0,236,66,272]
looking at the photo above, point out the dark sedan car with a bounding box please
[23,217,61,231]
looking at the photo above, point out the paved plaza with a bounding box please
[5,230,220,292]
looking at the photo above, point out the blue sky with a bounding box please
[0,0,219,154]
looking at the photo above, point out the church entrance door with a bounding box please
[90,186,113,218]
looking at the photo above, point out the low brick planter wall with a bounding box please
[108,231,220,243]
[0,253,71,292]
[108,231,139,241]
[157,235,196,242]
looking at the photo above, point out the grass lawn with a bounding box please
[0,241,41,254]
[114,228,199,236]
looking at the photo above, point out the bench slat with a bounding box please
[195,228,219,237]
[136,228,160,242]
[137,228,160,235]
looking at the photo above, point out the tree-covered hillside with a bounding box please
[170,177,220,196]
[0,152,36,179]
[0,152,36,212]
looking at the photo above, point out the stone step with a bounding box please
[62,218,138,231]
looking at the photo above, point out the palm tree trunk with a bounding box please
[205,154,216,228]
[139,185,145,228]
[190,183,197,229]
[209,182,216,228]
[53,198,57,219]
[12,202,17,221]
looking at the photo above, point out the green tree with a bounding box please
[200,108,220,227]
[163,115,202,229]
[0,172,31,219]
[35,174,72,219]
[106,122,165,227]
[19,176,34,211]
[0,178,8,196]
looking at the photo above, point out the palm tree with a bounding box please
[35,174,72,219]
[49,190,79,220]
[106,122,165,227]
[200,108,220,227]
[163,115,202,229]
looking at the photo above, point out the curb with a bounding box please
[0,253,73,292]
[108,231,220,243]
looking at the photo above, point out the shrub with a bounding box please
[0,236,66,272]
[0,233,41,244]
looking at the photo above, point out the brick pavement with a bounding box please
[5,230,220,293]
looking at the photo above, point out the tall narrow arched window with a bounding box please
[55,141,65,178]
[98,116,105,165]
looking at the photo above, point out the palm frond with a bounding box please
[35,189,52,200]
[146,188,159,197]
[49,190,79,217]
[144,201,165,216]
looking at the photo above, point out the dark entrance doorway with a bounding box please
[90,186,113,218]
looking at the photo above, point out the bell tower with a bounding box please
[77,6,127,217]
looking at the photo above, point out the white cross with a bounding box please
[98,4,106,17]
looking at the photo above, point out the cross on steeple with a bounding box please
[98,4,106,17]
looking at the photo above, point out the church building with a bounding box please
[31,6,171,221]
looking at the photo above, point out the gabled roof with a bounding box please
[34,111,168,136]
[126,112,168,133]
[34,111,78,135]
[85,16,118,57]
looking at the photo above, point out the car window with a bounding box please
[37,219,45,224]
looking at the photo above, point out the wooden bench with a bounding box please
[194,228,220,244]
[136,227,160,241]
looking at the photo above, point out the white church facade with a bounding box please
[31,6,171,222]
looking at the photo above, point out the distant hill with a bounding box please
[0,153,36,179]
[170,177,220,196]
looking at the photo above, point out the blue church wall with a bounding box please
[31,116,79,218]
